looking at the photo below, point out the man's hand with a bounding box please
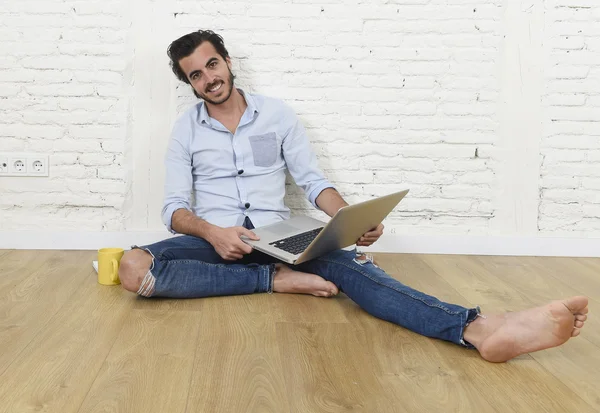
[356,223,384,247]
[207,226,260,260]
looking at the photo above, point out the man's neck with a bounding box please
[205,88,247,127]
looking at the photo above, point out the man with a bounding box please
[119,30,589,363]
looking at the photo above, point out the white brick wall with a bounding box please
[1,0,598,239]
[0,0,127,231]
[540,0,600,234]
[175,0,502,235]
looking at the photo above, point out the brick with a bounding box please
[79,153,115,166]
[69,126,125,140]
[0,124,64,139]
[546,93,587,106]
[53,139,101,152]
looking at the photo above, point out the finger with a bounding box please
[234,241,253,254]
[224,254,243,261]
[358,233,379,242]
[237,227,260,240]
[364,229,383,238]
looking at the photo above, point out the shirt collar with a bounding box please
[198,88,259,126]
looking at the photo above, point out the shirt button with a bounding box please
[238,169,244,175]
[245,202,250,209]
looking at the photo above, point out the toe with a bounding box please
[572,328,581,337]
[564,296,589,314]
[575,314,587,322]
[574,320,584,328]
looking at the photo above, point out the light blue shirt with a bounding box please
[162,90,335,233]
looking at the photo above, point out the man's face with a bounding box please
[179,41,234,105]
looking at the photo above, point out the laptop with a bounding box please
[241,190,409,265]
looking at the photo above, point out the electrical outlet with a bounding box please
[0,152,50,177]
[10,157,27,174]
[27,155,49,176]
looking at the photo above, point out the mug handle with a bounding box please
[111,258,120,283]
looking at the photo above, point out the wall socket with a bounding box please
[0,153,49,177]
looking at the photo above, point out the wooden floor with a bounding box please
[0,250,598,413]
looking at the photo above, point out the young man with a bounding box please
[119,30,589,363]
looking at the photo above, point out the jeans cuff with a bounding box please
[266,263,276,294]
[459,305,483,349]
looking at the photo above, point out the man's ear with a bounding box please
[226,57,232,70]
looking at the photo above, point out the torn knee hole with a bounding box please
[137,270,156,297]
[353,251,379,268]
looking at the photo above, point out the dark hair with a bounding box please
[167,30,230,84]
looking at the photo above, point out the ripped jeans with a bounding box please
[132,234,482,349]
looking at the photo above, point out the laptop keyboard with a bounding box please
[269,227,324,255]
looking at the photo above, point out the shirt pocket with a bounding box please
[248,132,278,167]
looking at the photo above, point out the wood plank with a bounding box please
[373,252,473,307]
[269,293,350,323]
[0,250,92,377]
[187,294,290,413]
[0,250,54,292]
[0,264,135,413]
[429,339,597,413]
[339,301,500,413]
[0,251,598,413]
[277,322,397,413]
[472,255,600,347]
[543,257,600,304]
[77,309,200,413]
[421,254,598,412]
[469,255,600,410]
[527,338,600,412]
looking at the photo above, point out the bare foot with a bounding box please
[464,296,589,363]
[273,264,339,297]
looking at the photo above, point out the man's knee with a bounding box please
[119,249,153,293]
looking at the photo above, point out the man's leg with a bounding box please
[296,248,589,362]
[119,235,275,298]
[118,234,339,298]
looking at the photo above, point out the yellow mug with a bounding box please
[98,248,124,285]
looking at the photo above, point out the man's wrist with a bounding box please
[201,223,221,244]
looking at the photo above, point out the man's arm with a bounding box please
[280,105,336,209]
[171,209,259,260]
[315,188,348,218]
[171,208,218,239]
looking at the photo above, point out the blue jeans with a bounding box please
[132,234,481,349]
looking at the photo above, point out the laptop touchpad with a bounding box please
[268,223,301,236]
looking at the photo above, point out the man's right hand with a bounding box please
[207,226,260,261]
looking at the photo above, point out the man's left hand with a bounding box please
[356,223,384,247]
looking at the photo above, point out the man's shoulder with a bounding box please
[168,103,203,142]
[249,92,295,117]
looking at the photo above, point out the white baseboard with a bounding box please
[0,231,599,257]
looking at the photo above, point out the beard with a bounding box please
[194,68,235,105]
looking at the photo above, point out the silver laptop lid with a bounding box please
[294,189,409,264]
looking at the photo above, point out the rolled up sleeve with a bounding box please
[281,105,334,209]
[161,119,193,233]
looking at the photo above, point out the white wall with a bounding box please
[1,0,599,252]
